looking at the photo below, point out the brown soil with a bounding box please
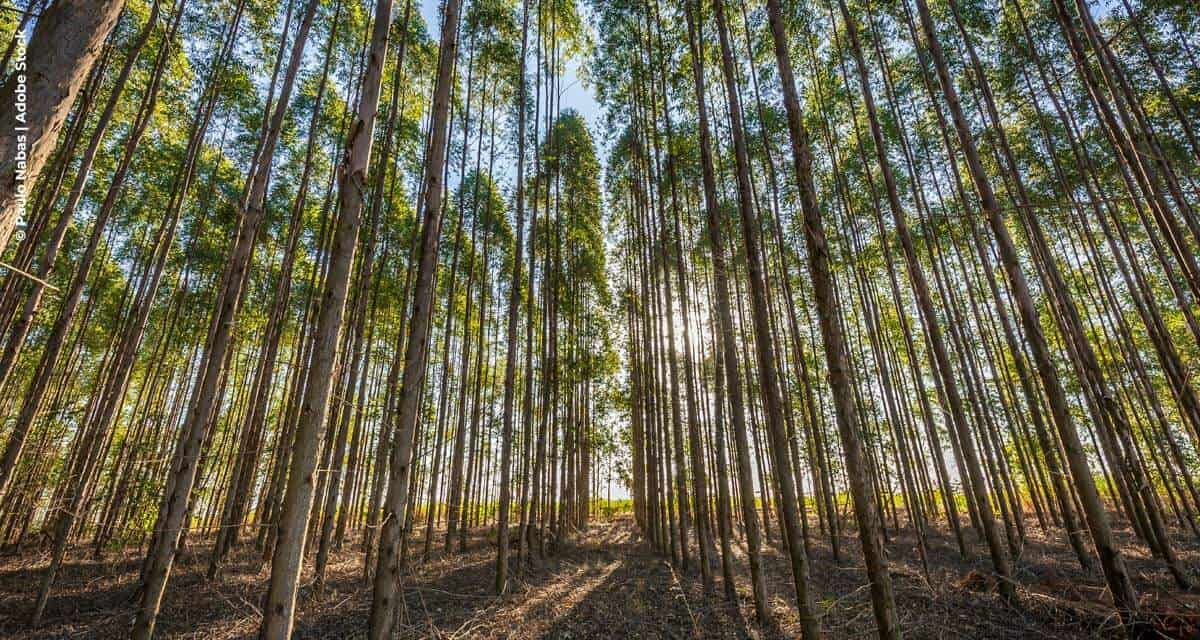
[0,515,1197,638]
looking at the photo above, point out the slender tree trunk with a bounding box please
[683,0,768,621]
[0,0,125,253]
[368,0,462,635]
[130,0,321,633]
[909,0,1139,625]
[257,0,400,634]
[763,0,898,636]
[495,0,530,595]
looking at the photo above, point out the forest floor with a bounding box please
[0,513,1198,638]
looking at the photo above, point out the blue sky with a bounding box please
[415,0,604,137]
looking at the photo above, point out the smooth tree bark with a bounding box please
[763,0,899,637]
[259,0,401,633]
[0,0,125,253]
[130,0,322,634]
[367,0,463,635]
[496,0,530,595]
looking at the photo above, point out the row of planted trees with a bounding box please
[596,0,1198,637]
[0,0,620,636]
[0,0,1197,637]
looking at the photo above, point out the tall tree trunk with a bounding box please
[496,0,530,595]
[0,0,125,253]
[837,0,1014,598]
[684,0,769,615]
[763,0,898,637]
[908,0,1139,625]
[367,0,462,635]
[257,0,401,634]
[130,0,321,633]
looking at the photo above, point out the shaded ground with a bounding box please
[0,514,1197,638]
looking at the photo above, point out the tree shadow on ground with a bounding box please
[0,514,1197,638]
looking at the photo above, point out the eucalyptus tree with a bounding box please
[763,0,899,636]
[131,0,330,632]
[834,0,1014,599]
[0,0,163,504]
[0,0,1197,637]
[710,0,824,634]
[681,0,769,616]
[444,0,520,553]
[368,0,464,634]
[0,0,125,253]
[257,0,405,630]
[496,0,531,595]
[907,0,1140,624]
[28,0,191,622]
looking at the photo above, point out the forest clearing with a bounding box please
[0,0,1198,637]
